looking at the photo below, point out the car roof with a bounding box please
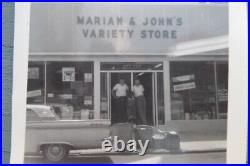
[27,104,51,110]
[27,104,56,118]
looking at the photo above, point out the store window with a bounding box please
[27,62,45,104]
[46,62,94,120]
[170,61,217,120]
[216,62,228,119]
[157,72,165,124]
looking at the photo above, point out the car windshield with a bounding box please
[33,108,55,118]
[27,106,59,121]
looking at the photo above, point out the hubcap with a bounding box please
[50,145,61,155]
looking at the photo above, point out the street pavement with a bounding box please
[24,140,227,164]
[24,131,227,163]
[24,152,226,164]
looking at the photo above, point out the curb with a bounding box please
[179,148,226,154]
[73,148,226,156]
[25,147,227,158]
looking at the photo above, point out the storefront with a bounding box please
[27,3,228,128]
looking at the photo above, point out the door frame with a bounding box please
[101,70,163,126]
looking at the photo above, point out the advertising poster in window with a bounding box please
[62,67,75,82]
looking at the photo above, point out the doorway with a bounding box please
[100,62,165,126]
[110,72,155,125]
[110,73,131,124]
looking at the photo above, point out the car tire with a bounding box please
[43,144,69,162]
[165,140,180,151]
[164,133,181,150]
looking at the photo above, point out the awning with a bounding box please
[167,35,228,56]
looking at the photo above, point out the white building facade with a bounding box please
[27,3,228,132]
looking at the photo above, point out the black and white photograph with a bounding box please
[5,2,248,164]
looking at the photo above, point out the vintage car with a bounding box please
[25,105,180,162]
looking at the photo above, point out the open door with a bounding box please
[110,73,131,124]
[101,71,164,126]
[133,72,154,125]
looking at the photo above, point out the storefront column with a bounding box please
[164,60,171,123]
[94,60,100,119]
[44,61,47,104]
[214,62,219,119]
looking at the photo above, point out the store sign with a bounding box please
[62,67,75,82]
[173,82,196,92]
[30,3,228,54]
[101,62,163,70]
[173,74,195,83]
[58,94,73,99]
[77,16,182,39]
[27,90,42,98]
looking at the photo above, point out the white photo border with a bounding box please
[10,2,248,164]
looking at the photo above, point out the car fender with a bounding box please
[39,142,75,151]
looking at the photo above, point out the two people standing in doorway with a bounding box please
[112,78,147,125]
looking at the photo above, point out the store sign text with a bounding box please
[77,16,183,39]
[174,82,196,92]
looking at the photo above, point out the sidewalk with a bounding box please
[70,131,227,155]
[178,131,226,153]
[180,140,226,153]
[70,140,226,156]
[179,131,226,153]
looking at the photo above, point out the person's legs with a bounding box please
[115,97,128,123]
[117,98,124,123]
[127,98,136,123]
[136,96,147,125]
[113,98,119,124]
[120,97,128,122]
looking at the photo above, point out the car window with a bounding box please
[34,108,55,118]
[26,109,41,122]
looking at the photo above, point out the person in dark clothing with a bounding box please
[112,78,129,123]
[127,93,137,123]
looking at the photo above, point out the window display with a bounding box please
[170,61,217,120]
[45,62,94,120]
[27,62,45,104]
[216,63,228,119]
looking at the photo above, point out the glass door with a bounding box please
[110,73,131,123]
[100,62,165,125]
[156,72,165,125]
[133,72,154,125]
[100,72,109,119]
[100,72,132,123]
[132,72,165,125]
